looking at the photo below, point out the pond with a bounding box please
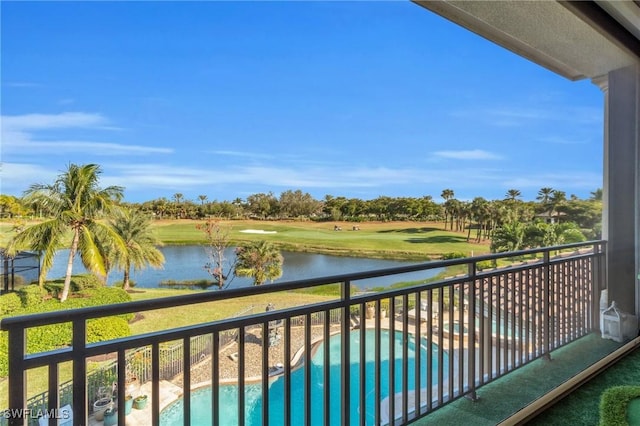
[46,246,442,291]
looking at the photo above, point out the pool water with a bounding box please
[160,329,448,426]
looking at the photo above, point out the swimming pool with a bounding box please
[160,329,448,425]
[443,318,522,338]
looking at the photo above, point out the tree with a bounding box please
[536,187,554,206]
[441,189,454,201]
[490,221,525,253]
[0,195,28,218]
[7,164,125,301]
[468,197,490,242]
[197,195,208,205]
[549,190,567,216]
[246,192,279,219]
[234,241,283,286]
[196,219,236,289]
[172,193,184,218]
[590,188,603,201]
[441,189,455,229]
[279,190,321,218]
[110,208,165,290]
[505,189,521,201]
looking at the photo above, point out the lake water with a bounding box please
[46,246,441,291]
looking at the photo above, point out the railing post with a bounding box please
[7,326,26,426]
[592,242,606,332]
[467,262,478,401]
[341,280,351,426]
[72,319,87,426]
[543,250,552,360]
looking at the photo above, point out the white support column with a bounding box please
[596,64,640,315]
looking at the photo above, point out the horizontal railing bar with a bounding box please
[1,241,604,330]
[20,298,351,369]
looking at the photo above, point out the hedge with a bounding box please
[0,282,134,378]
[0,292,22,315]
[87,317,131,343]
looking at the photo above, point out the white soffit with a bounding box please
[413,0,639,81]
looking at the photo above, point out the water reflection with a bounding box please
[47,246,442,291]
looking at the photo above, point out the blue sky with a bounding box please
[1,1,603,204]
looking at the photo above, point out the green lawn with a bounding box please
[150,219,490,260]
[125,287,337,335]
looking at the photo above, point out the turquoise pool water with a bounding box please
[160,329,448,426]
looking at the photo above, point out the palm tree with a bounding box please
[490,221,525,253]
[440,189,454,201]
[440,189,454,229]
[536,187,554,206]
[110,208,165,290]
[234,241,283,286]
[505,189,521,201]
[549,190,567,218]
[7,164,125,301]
[198,195,208,205]
[590,188,603,201]
[172,193,184,218]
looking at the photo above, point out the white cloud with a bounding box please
[1,112,172,155]
[433,149,502,160]
[0,163,58,194]
[2,112,107,130]
[24,140,172,155]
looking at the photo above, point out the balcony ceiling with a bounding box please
[413,0,640,81]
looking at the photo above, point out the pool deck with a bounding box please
[88,380,182,426]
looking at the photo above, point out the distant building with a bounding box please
[535,210,567,224]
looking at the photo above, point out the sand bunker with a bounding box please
[239,229,277,234]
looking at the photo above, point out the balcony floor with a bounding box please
[410,333,624,425]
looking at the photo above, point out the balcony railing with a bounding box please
[1,240,605,426]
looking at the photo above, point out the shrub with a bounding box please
[47,274,103,292]
[71,274,103,291]
[476,260,495,271]
[64,287,134,322]
[0,292,23,315]
[26,324,72,354]
[43,282,63,298]
[17,285,47,307]
[442,252,467,260]
[0,333,7,377]
[87,317,131,343]
[0,286,134,378]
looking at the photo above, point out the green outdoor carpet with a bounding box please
[628,399,640,426]
[410,333,623,426]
